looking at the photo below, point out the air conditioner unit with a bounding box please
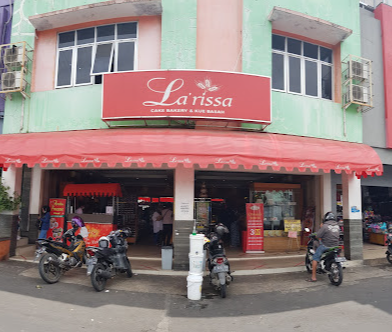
[352,85,369,104]
[3,46,25,67]
[343,85,369,105]
[350,60,368,81]
[1,71,24,91]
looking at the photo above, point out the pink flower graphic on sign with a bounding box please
[195,78,220,95]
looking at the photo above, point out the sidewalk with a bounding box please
[9,241,389,276]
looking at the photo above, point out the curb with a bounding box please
[8,256,367,276]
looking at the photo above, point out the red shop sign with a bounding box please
[244,203,264,253]
[102,70,271,123]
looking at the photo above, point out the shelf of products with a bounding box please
[251,183,302,233]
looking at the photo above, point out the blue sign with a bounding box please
[351,206,360,213]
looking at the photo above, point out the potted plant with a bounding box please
[0,181,21,239]
[0,181,20,213]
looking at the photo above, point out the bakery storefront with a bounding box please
[0,70,383,267]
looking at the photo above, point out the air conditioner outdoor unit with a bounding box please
[3,46,25,67]
[1,71,24,91]
[352,85,368,104]
[343,85,369,105]
[350,60,368,81]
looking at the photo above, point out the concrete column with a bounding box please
[2,165,22,200]
[342,172,363,261]
[173,165,195,270]
[29,165,43,215]
[1,165,23,256]
[318,173,332,227]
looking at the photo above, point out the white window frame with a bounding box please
[272,35,333,101]
[55,22,138,88]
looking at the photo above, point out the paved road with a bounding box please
[1,260,392,331]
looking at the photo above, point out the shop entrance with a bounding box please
[47,169,174,247]
[194,170,314,252]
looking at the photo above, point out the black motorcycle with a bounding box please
[35,228,88,284]
[305,232,346,286]
[205,223,233,298]
[385,231,392,264]
[86,228,133,291]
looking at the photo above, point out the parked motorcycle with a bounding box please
[86,228,133,292]
[35,216,89,284]
[205,223,233,298]
[385,229,392,264]
[304,229,346,286]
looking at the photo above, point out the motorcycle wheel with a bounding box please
[220,284,227,298]
[125,257,133,278]
[328,262,343,286]
[387,253,392,264]
[38,253,61,284]
[305,255,312,274]
[91,263,107,292]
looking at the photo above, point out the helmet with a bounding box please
[323,212,336,222]
[98,236,110,248]
[71,216,85,229]
[215,223,229,237]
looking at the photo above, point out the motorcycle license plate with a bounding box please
[212,265,229,273]
[86,257,98,275]
[335,257,346,262]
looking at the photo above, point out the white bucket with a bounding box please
[189,253,205,274]
[189,234,205,256]
[187,273,203,300]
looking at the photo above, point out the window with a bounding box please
[56,22,137,88]
[272,34,333,100]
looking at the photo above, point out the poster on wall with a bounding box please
[47,198,66,241]
[196,201,210,231]
[284,220,302,232]
[244,203,264,253]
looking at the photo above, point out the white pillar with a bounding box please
[29,165,43,215]
[319,173,332,220]
[1,165,22,207]
[173,165,195,270]
[174,165,194,221]
[342,172,363,260]
[342,173,362,220]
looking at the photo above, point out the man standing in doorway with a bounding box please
[161,204,173,246]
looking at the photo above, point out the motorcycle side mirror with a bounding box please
[304,228,310,232]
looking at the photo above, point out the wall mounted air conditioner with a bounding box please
[3,46,25,67]
[1,71,24,91]
[343,85,369,105]
[350,60,368,81]
[352,85,368,104]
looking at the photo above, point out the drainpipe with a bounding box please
[19,97,25,132]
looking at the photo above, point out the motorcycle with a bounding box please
[385,230,392,264]
[35,223,89,284]
[304,229,346,286]
[86,228,133,292]
[205,223,233,298]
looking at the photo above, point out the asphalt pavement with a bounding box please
[1,259,392,331]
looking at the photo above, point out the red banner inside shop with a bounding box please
[48,198,66,241]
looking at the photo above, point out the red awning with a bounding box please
[63,183,122,197]
[0,129,383,177]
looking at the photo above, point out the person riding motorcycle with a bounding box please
[307,212,340,282]
[65,216,87,266]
